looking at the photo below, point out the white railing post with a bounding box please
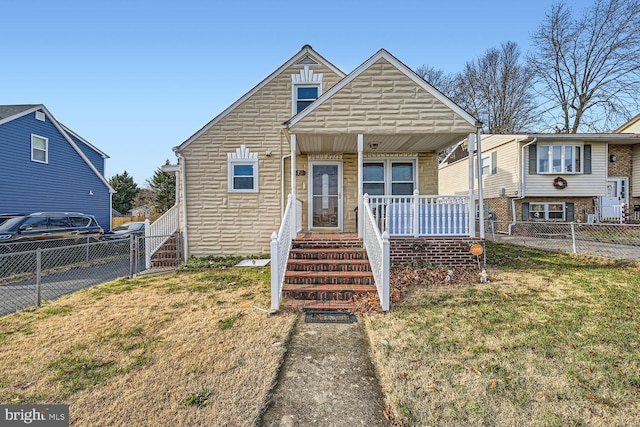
[144,218,151,270]
[413,189,420,237]
[270,231,280,310]
[381,231,390,311]
[288,194,296,237]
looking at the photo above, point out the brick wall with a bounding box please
[389,237,484,268]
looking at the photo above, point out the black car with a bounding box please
[0,212,104,243]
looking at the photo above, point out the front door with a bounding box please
[309,161,342,229]
[600,178,628,219]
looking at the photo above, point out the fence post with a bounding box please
[381,231,390,311]
[270,232,280,311]
[129,234,135,279]
[144,219,151,270]
[570,222,577,253]
[36,248,42,307]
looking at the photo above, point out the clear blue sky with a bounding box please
[2,0,571,185]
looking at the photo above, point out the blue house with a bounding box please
[0,104,113,230]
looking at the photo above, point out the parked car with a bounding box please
[0,212,104,243]
[0,213,26,227]
[102,221,148,240]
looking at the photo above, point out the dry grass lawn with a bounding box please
[0,268,296,426]
[365,242,640,426]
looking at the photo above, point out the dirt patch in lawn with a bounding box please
[0,269,296,426]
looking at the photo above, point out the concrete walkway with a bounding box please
[260,314,389,427]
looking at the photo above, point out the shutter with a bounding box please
[529,145,537,175]
[491,151,497,174]
[566,202,575,221]
[584,144,592,174]
[522,202,529,221]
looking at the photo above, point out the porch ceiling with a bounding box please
[294,132,470,154]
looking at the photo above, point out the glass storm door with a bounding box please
[310,162,342,229]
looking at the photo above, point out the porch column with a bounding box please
[468,133,476,237]
[357,134,364,238]
[291,134,297,235]
[475,127,485,239]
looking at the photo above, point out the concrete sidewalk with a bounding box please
[259,314,389,427]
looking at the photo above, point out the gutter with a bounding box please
[174,149,189,260]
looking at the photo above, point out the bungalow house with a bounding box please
[0,104,114,229]
[165,45,485,311]
[438,127,640,226]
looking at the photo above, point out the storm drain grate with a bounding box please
[305,311,357,324]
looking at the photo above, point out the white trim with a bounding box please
[528,201,566,221]
[308,160,343,231]
[536,143,584,174]
[285,49,477,128]
[227,145,259,193]
[362,156,418,196]
[60,124,110,159]
[175,46,345,153]
[31,134,48,164]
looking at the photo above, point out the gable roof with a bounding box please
[614,113,640,133]
[284,49,478,128]
[0,104,114,193]
[60,124,110,159]
[175,45,346,153]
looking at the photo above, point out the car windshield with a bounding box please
[113,223,143,231]
[0,217,27,232]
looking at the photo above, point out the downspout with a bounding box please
[174,150,189,260]
[508,138,536,235]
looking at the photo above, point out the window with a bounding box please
[529,202,565,220]
[227,145,259,193]
[481,155,491,176]
[294,85,319,114]
[31,135,48,163]
[537,145,582,174]
[363,160,416,196]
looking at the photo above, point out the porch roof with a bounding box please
[283,49,478,155]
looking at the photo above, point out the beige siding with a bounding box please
[290,58,475,135]
[438,158,469,195]
[181,58,343,256]
[525,143,607,197]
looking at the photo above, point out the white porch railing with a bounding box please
[144,204,179,269]
[362,197,390,311]
[366,190,470,237]
[271,195,302,310]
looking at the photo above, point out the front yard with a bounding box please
[0,243,638,426]
[366,241,640,426]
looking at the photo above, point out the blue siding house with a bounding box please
[0,104,114,230]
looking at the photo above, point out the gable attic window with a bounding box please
[227,145,258,193]
[292,64,323,115]
[31,134,48,163]
[35,111,45,121]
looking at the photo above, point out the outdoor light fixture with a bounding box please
[609,154,617,163]
[369,143,379,150]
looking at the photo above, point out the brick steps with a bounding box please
[282,233,378,312]
[150,233,181,268]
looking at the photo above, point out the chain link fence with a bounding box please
[0,234,180,317]
[484,220,640,261]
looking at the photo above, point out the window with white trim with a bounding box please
[363,160,416,195]
[227,145,258,193]
[529,202,565,220]
[537,145,582,174]
[31,134,48,163]
[294,85,319,114]
[481,155,491,176]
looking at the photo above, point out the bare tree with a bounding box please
[530,0,640,132]
[416,42,537,134]
[457,41,538,133]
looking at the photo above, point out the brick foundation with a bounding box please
[389,237,484,268]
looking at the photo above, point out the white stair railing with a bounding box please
[144,204,179,269]
[362,194,390,311]
[271,195,300,310]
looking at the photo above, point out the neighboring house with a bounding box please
[439,128,640,225]
[170,45,482,263]
[0,104,114,229]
